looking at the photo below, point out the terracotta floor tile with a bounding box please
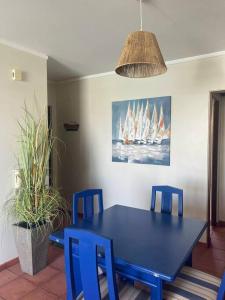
[7,263,23,276]
[0,269,18,287]
[200,248,225,262]
[22,287,58,300]
[211,232,225,241]
[211,226,225,234]
[23,266,60,285]
[49,255,65,271]
[193,245,206,256]
[192,227,225,278]
[0,277,36,300]
[194,264,224,278]
[48,244,63,264]
[194,256,225,278]
[211,238,225,251]
[42,272,66,297]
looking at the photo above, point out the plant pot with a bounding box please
[12,222,51,275]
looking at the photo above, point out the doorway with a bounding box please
[48,105,53,187]
[208,91,225,245]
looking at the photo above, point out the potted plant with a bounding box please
[6,108,68,275]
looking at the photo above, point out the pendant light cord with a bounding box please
[140,0,143,31]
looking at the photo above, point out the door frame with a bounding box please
[207,91,225,246]
[48,105,53,187]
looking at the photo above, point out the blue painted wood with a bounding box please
[49,230,64,244]
[73,189,103,224]
[50,188,104,296]
[68,205,206,282]
[50,205,207,300]
[64,228,118,300]
[50,189,103,249]
[151,185,183,217]
[185,253,192,267]
[217,272,225,300]
[151,277,162,300]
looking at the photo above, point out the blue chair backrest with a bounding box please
[73,189,103,224]
[217,272,225,300]
[151,185,183,217]
[64,228,118,300]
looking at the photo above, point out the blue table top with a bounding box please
[50,204,207,282]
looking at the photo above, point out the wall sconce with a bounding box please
[12,69,22,81]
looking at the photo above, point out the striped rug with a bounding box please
[164,267,221,300]
[77,275,149,300]
[77,267,221,299]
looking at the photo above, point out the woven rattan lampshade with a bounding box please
[115,31,167,78]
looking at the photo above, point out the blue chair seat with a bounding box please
[164,266,222,300]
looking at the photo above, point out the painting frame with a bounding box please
[112,96,171,166]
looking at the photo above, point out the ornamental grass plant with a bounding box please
[6,107,68,233]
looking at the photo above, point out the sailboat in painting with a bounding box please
[148,104,158,144]
[118,117,123,141]
[118,101,170,145]
[155,104,170,144]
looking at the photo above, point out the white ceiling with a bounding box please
[0,0,225,80]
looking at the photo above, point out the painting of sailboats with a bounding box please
[112,96,171,165]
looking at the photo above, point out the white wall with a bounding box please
[53,55,225,229]
[50,80,93,201]
[0,43,47,265]
[218,97,225,222]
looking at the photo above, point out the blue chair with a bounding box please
[64,228,118,300]
[151,185,183,217]
[64,229,151,299]
[218,272,225,300]
[73,189,103,224]
[64,228,225,300]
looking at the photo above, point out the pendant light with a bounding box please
[115,0,167,78]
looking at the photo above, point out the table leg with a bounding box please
[151,278,162,300]
[186,253,192,267]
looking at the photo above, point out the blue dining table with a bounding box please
[49,204,207,300]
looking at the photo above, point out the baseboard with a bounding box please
[217,221,225,227]
[197,241,208,248]
[0,257,19,272]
